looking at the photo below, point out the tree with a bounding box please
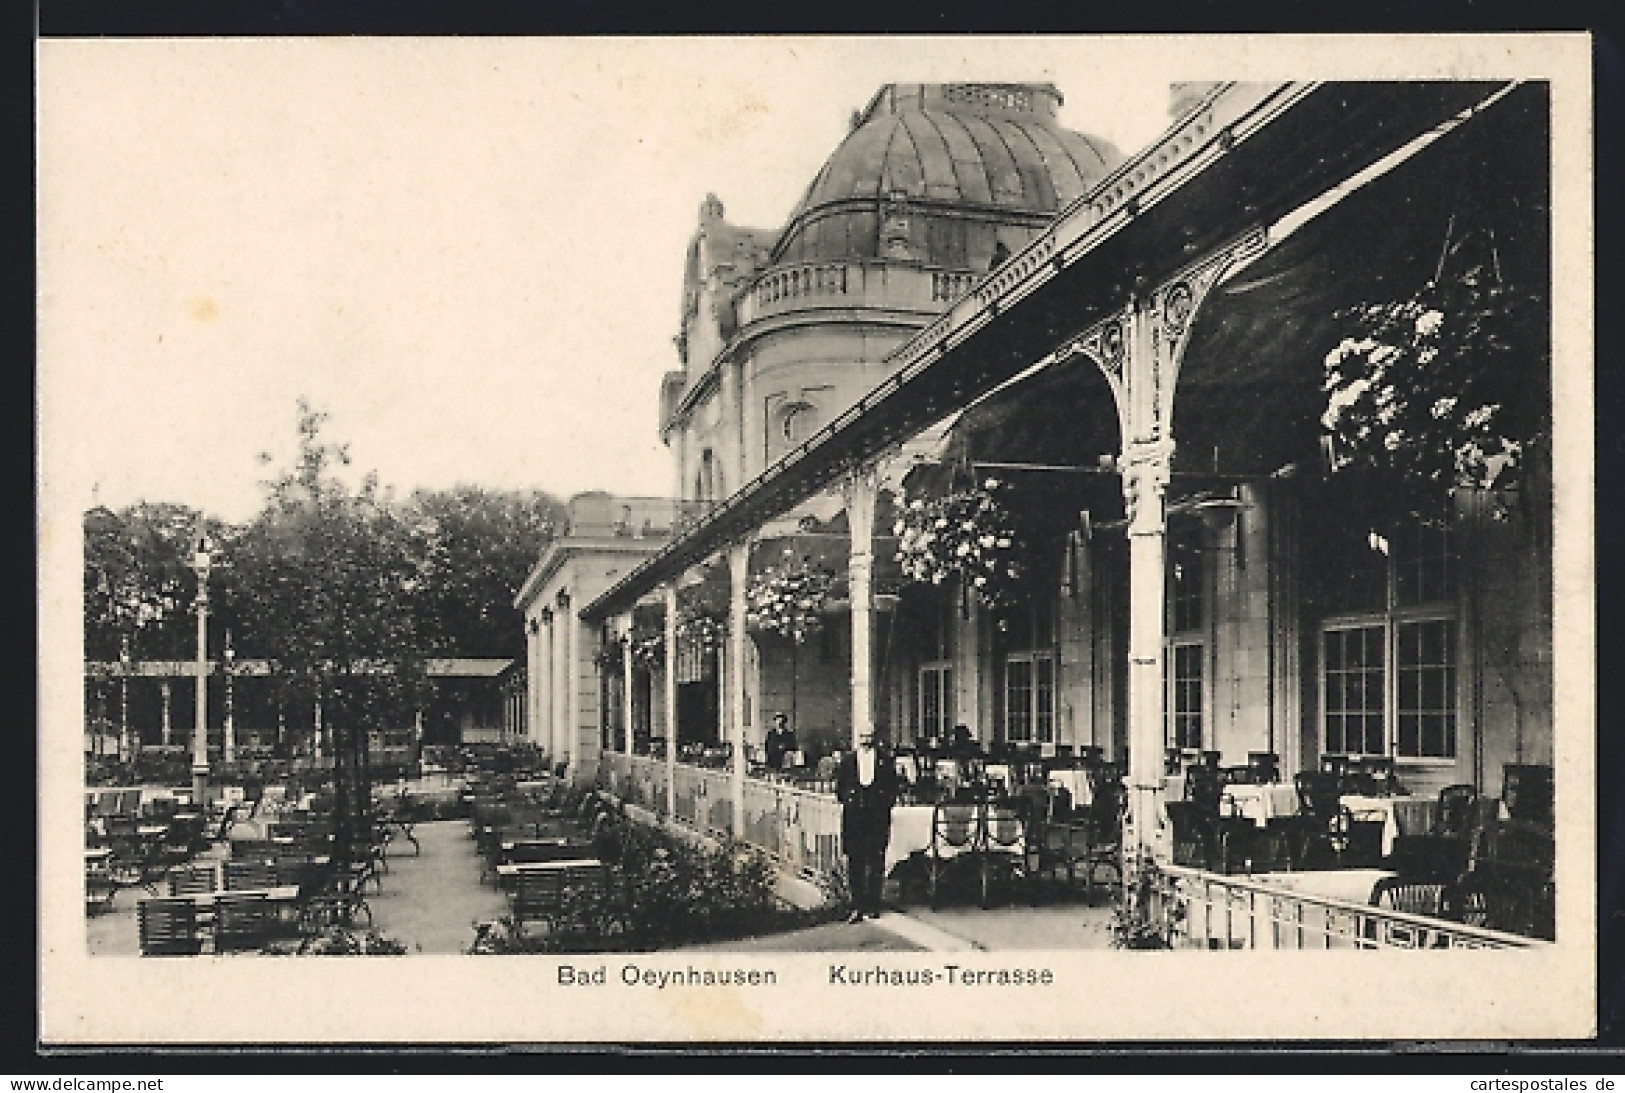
[224,400,428,874]
[83,501,219,662]
[401,485,565,658]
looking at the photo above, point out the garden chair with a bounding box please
[927,800,983,909]
[85,861,118,916]
[168,864,218,898]
[1291,770,1354,869]
[978,799,1032,908]
[1389,783,1477,882]
[212,892,274,953]
[1366,877,1450,948]
[138,897,205,956]
[224,859,278,891]
[1452,818,1555,939]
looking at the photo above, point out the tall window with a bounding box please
[1321,521,1458,759]
[1165,523,1206,751]
[919,662,953,743]
[1002,598,1056,744]
[1003,653,1055,743]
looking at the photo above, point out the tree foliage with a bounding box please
[83,403,567,676]
[83,501,223,661]
[402,485,564,658]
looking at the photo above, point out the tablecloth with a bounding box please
[1339,794,1410,857]
[1047,769,1096,809]
[1221,783,1299,827]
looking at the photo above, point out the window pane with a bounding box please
[1397,713,1420,757]
[1326,713,1345,754]
[1396,524,1456,607]
[1362,714,1387,756]
[1006,658,1033,743]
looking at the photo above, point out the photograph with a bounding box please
[37,34,1595,1044]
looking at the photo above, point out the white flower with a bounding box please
[1463,404,1499,429]
[1377,403,1397,426]
[984,478,999,490]
[973,575,987,587]
[979,535,995,549]
[1415,309,1445,336]
[1431,396,1458,419]
[995,537,1011,549]
[1383,431,1403,451]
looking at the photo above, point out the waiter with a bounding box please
[836,730,899,923]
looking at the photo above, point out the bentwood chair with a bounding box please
[979,800,1032,908]
[1292,771,1353,869]
[927,801,983,909]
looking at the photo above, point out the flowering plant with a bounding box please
[745,555,834,644]
[1321,255,1546,520]
[593,636,626,673]
[627,626,666,670]
[675,605,726,654]
[893,478,1024,608]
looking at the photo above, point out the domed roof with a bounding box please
[772,83,1123,269]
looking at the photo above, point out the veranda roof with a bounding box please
[583,80,1523,622]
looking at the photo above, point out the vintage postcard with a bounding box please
[37,34,1596,1044]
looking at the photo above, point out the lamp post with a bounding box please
[191,535,212,806]
[223,629,236,764]
[119,634,132,767]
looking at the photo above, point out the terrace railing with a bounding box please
[741,776,844,882]
[598,755,844,884]
[1159,864,1544,951]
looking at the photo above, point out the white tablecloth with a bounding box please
[1338,794,1409,857]
[1047,769,1095,809]
[886,805,936,871]
[1221,783,1299,827]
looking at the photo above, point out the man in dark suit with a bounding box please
[836,731,900,923]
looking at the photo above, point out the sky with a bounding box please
[40,38,1185,524]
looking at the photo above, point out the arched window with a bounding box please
[779,402,819,446]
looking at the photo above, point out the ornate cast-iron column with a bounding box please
[664,582,679,818]
[621,611,636,757]
[843,465,882,750]
[1068,228,1267,876]
[726,540,751,838]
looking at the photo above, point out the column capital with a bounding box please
[1120,438,1176,536]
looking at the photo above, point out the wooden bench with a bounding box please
[507,860,609,929]
[137,897,204,956]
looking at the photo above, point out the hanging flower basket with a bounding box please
[675,605,727,654]
[892,478,1025,608]
[592,638,625,674]
[745,555,834,644]
[1320,250,1547,523]
[627,627,666,671]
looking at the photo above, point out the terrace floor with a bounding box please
[88,805,1120,956]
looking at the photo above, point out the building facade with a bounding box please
[529,80,1558,903]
